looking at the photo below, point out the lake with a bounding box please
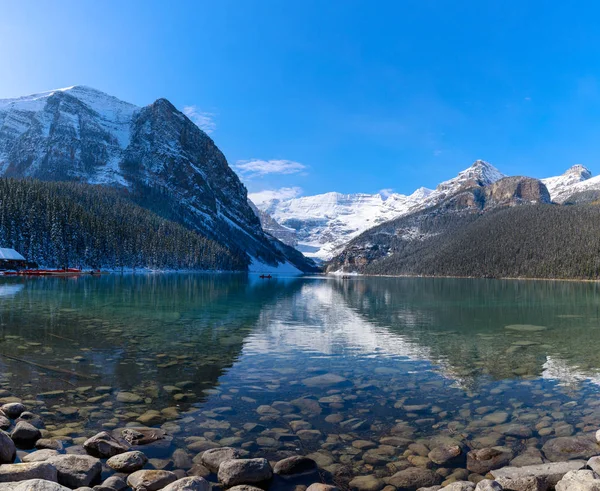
[2,274,600,486]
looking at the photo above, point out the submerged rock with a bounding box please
[2,403,26,419]
[22,450,60,463]
[467,447,513,474]
[273,456,318,476]
[541,436,600,462]
[385,467,441,490]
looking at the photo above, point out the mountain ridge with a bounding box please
[0,85,317,273]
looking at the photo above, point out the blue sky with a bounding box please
[2,1,600,200]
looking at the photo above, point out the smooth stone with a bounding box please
[2,404,26,419]
[22,450,60,463]
[273,456,318,476]
[218,458,273,487]
[505,324,547,332]
[588,456,600,475]
[115,393,143,404]
[46,455,102,488]
[83,432,129,458]
[172,449,193,470]
[127,470,177,491]
[200,447,242,473]
[511,447,545,467]
[11,422,41,448]
[95,476,128,491]
[542,436,600,462]
[483,412,509,425]
[10,480,70,491]
[348,475,384,491]
[385,467,441,490]
[302,374,347,387]
[0,463,57,483]
[119,428,166,446]
[228,487,266,491]
[0,430,16,464]
[161,477,210,491]
[491,460,586,488]
[474,481,502,491]
[0,416,10,430]
[306,486,338,491]
[467,447,513,474]
[428,445,462,466]
[106,451,148,473]
[442,483,475,491]
[556,469,600,491]
[291,398,322,415]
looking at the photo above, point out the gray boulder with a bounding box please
[46,455,102,488]
[467,447,513,474]
[106,451,148,473]
[542,436,600,462]
[2,403,26,419]
[126,470,177,491]
[475,480,502,491]
[161,477,210,491]
[385,467,441,490]
[273,456,318,476]
[306,485,339,491]
[556,469,600,491]
[93,476,128,491]
[83,432,129,459]
[200,447,242,473]
[491,460,586,489]
[11,480,70,491]
[442,483,474,491]
[0,430,16,464]
[22,451,60,463]
[218,458,273,487]
[11,422,41,448]
[0,463,57,483]
[0,415,10,430]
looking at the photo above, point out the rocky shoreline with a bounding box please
[3,400,600,491]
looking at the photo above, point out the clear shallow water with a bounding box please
[3,274,600,484]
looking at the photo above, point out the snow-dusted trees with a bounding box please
[0,178,247,271]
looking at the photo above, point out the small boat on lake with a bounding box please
[259,274,272,279]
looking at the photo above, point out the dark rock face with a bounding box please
[0,86,316,273]
[11,421,42,448]
[483,176,552,208]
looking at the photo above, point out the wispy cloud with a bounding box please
[234,159,307,178]
[183,105,216,134]
[249,187,303,205]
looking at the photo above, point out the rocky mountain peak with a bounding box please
[564,164,592,180]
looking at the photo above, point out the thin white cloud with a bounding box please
[234,159,307,177]
[183,105,216,134]
[379,188,395,198]
[249,187,303,205]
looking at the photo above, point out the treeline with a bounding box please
[0,179,247,271]
[353,204,600,279]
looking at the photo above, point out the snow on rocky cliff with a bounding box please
[0,86,316,272]
[541,165,594,203]
[256,160,505,261]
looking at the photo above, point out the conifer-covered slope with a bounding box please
[327,176,600,279]
[0,179,246,271]
[0,86,316,272]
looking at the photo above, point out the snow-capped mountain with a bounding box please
[541,165,597,203]
[0,86,316,272]
[256,160,505,260]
